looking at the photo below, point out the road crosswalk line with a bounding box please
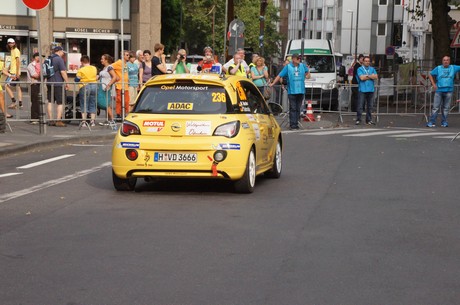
[301,129,384,135]
[387,132,457,137]
[344,130,421,137]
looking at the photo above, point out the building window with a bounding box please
[326,32,332,40]
[395,0,402,4]
[55,0,130,20]
[317,9,322,20]
[377,23,386,36]
[0,0,29,16]
[316,32,322,39]
[379,0,388,5]
[310,10,314,21]
[327,7,334,19]
[298,30,302,39]
[299,10,303,21]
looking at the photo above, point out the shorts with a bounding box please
[6,75,19,87]
[46,84,65,105]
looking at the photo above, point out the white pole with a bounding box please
[120,0,125,118]
[223,0,228,62]
[36,11,47,134]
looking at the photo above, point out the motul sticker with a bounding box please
[143,120,165,132]
[143,120,165,127]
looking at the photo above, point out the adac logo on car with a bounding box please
[171,122,181,132]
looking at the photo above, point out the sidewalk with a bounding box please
[0,120,118,157]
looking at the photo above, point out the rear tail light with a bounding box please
[213,121,240,138]
[121,121,141,136]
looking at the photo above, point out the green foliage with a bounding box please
[161,0,282,61]
[161,0,182,53]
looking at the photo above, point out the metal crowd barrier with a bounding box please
[266,82,460,123]
[0,80,123,130]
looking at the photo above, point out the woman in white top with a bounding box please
[97,54,118,123]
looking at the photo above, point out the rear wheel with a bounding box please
[234,149,256,193]
[112,170,137,191]
[265,140,282,178]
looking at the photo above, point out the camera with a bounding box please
[179,54,185,60]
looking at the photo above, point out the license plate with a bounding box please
[154,152,197,162]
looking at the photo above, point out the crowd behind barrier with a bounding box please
[3,79,460,124]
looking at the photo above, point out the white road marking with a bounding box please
[0,162,112,204]
[388,132,456,138]
[0,172,23,178]
[17,154,75,169]
[301,129,384,135]
[344,130,420,137]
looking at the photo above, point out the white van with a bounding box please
[285,39,344,110]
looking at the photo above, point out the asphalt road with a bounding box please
[1,128,460,305]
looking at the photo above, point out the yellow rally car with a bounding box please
[111,73,282,193]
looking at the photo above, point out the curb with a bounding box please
[0,133,116,158]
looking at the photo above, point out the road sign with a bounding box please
[451,28,460,48]
[22,0,50,10]
[385,46,395,56]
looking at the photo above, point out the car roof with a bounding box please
[144,73,249,87]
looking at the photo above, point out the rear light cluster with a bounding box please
[121,121,141,136]
[125,149,138,161]
[213,121,240,138]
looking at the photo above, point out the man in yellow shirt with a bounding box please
[111,51,130,119]
[76,55,98,127]
[3,38,23,110]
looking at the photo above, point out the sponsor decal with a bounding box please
[144,152,151,166]
[186,121,211,135]
[143,120,165,132]
[252,124,261,141]
[241,122,250,129]
[120,142,140,148]
[167,102,193,110]
[160,85,209,91]
[143,120,165,127]
[218,143,241,150]
[246,114,256,121]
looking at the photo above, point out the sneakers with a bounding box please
[19,101,23,109]
[55,121,67,127]
[426,122,435,128]
[98,121,110,126]
[8,103,17,109]
[90,120,96,127]
[29,121,39,125]
[441,122,448,127]
[355,120,361,125]
[48,121,56,126]
[367,121,376,125]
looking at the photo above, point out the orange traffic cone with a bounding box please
[304,100,315,122]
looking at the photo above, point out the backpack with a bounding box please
[42,55,55,79]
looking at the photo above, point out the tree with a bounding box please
[162,0,282,62]
[161,0,182,53]
[431,0,454,63]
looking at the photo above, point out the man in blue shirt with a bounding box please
[427,55,460,127]
[271,53,310,129]
[356,56,378,125]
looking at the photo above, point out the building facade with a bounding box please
[0,0,161,73]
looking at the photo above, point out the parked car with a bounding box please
[111,73,283,193]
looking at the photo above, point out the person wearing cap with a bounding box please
[26,52,41,124]
[3,38,23,110]
[46,45,70,127]
[270,53,311,130]
[197,46,218,73]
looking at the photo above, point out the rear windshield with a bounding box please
[133,84,232,114]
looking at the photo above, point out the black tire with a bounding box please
[265,140,282,178]
[112,170,137,191]
[234,149,256,193]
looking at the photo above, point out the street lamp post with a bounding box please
[355,0,359,60]
[347,10,354,57]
